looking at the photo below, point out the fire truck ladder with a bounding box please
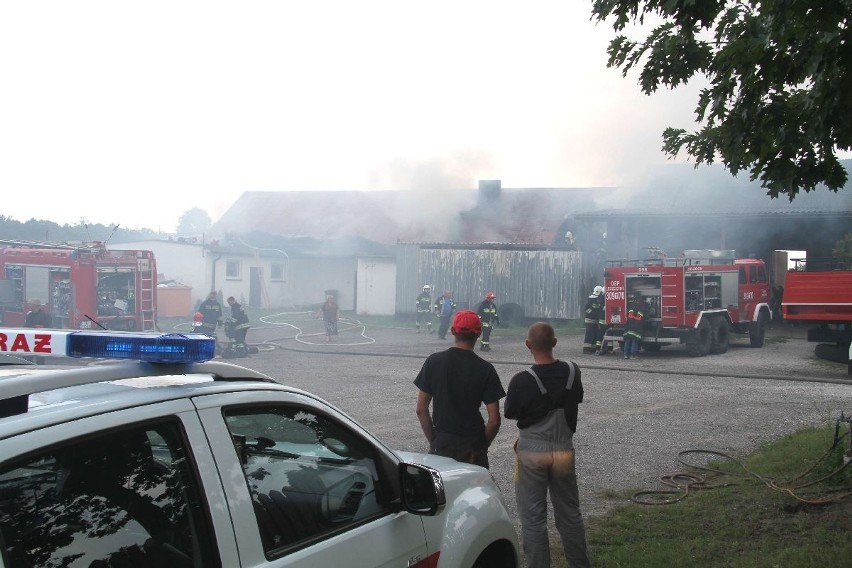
[138,260,156,331]
[0,238,102,251]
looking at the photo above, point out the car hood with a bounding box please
[395,450,494,487]
[395,450,479,471]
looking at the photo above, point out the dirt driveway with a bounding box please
[221,314,852,523]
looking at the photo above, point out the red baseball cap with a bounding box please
[451,310,482,335]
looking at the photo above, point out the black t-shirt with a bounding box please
[414,347,505,437]
[504,360,583,432]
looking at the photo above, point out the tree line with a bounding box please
[0,208,212,244]
[0,215,162,245]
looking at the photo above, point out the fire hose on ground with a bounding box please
[630,412,852,507]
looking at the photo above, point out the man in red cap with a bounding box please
[414,310,506,469]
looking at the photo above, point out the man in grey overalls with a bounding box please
[504,322,590,568]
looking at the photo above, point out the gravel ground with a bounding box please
[214,315,852,530]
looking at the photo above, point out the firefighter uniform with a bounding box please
[225,297,250,357]
[197,292,222,336]
[583,287,605,353]
[415,286,433,333]
[476,293,499,351]
[623,298,645,359]
[24,302,51,329]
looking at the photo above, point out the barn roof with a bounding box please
[207,232,394,259]
[212,163,851,245]
[574,162,852,221]
[213,187,612,245]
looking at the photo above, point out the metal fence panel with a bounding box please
[396,245,586,320]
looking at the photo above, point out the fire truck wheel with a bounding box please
[814,343,849,365]
[709,317,730,354]
[687,318,711,357]
[749,311,767,348]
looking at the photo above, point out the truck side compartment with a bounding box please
[782,265,852,374]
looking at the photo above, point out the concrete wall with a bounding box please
[286,257,357,310]
[112,240,375,312]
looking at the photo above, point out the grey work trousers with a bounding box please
[514,442,590,568]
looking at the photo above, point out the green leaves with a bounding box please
[592,0,852,198]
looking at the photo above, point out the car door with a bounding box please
[193,389,430,568]
[0,399,238,568]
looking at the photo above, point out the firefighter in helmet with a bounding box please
[583,285,605,354]
[224,296,251,357]
[476,291,499,351]
[197,291,222,336]
[415,285,433,334]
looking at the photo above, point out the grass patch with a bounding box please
[583,424,852,567]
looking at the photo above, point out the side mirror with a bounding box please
[398,462,446,516]
[321,437,351,457]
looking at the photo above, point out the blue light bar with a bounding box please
[67,332,216,363]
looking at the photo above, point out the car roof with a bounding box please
[0,361,313,442]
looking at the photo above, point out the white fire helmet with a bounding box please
[593,285,604,296]
[423,284,431,291]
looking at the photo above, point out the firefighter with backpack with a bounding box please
[476,291,499,351]
[583,286,605,354]
[223,296,251,357]
[415,285,434,333]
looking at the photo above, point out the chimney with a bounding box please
[478,180,501,202]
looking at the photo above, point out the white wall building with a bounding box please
[111,238,396,315]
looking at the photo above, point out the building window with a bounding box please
[226,260,241,279]
[270,263,284,281]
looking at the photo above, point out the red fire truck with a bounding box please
[602,249,772,356]
[781,259,852,374]
[0,241,157,331]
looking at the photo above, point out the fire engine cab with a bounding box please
[602,249,772,356]
[0,241,157,331]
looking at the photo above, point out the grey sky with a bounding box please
[2,1,709,232]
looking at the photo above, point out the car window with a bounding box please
[224,405,389,556]
[0,422,217,568]
[739,266,746,285]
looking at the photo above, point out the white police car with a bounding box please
[0,329,519,568]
